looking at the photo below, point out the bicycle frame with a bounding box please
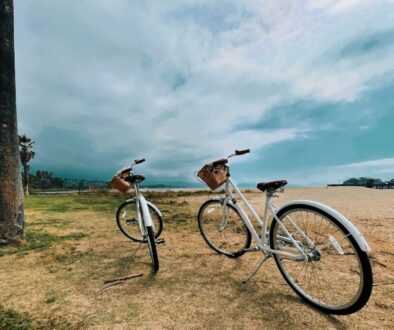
[223,177,309,260]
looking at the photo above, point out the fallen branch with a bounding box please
[98,280,126,293]
[260,280,287,286]
[372,259,387,268]
[104,273,143,284]
[373,282,394,287]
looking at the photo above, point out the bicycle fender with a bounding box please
[276,200,371,253]
[139,195,153,227]
[146,200,162,217]
[124,197,162,217]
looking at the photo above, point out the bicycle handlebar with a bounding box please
[117,158,146,176]
[208,148,250,168]
[235,149,250,156]
[212,158,228,167]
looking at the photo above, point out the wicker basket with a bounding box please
[110,176,131,193]
[197,164,228,190]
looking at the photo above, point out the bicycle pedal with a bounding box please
[156,238,165,244]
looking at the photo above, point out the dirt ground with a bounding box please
[0,187,393,329]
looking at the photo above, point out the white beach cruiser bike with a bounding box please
[114,159,164,272]
[196,149,373,314]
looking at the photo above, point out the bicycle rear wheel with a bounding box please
[198,199,251,258]
[269,204,372,314]
[116,200,163,242]
[146,225,159,272]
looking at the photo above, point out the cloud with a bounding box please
[13,0,394,184]
[337,29,394,59]
[339,158,394,169]
[289,157,394,186]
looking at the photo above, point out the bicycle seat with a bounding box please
[257,180,287,192]
[125,174,145,183]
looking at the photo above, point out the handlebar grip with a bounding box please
[135,158,146,164]
[235,149,250,155]
[212,158,228,167]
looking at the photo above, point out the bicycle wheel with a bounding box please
[198,199,251,258]
[269,204,373,314]
[146,225,159,271]
[116,200,163,242]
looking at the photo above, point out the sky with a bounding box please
[14,0,394,186]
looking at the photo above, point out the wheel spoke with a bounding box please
[271,206,370,313]
[199,200,250,257]
[116,200,163,242]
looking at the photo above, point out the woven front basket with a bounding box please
[110,176,131,194]
[197,164,228,190]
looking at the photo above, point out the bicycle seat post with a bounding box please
[134,181,140,197]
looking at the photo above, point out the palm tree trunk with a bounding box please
[0,0,24,242]
[23,164,29,196]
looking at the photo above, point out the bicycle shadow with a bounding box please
[213,254,347,328]
[112,242,159,278]
[235,282,347,329]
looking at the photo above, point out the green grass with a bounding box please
[0,304,31,330]
[24,190,216,217]
[0,192,198,257]
[25,193,198,229]
[0,230,88,257]
[27,218,73,229]
[0,304,77,330]
[24,194,124,214]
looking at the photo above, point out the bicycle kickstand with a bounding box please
[242,253,272,284]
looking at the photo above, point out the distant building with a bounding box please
[343,177,383,187]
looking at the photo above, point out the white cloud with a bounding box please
[339,158,394,169]
[13,0,394,181]
[283,158,394,186]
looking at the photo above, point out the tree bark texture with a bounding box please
[0,0,24,241]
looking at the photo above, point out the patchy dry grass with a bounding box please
[0,188,393,329]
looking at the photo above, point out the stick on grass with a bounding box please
[104,273,143,284]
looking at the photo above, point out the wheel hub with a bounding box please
[307,250,321,261]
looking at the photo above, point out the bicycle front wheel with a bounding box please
[116,200,163,242]
[269,204,372,314]
[146,225,159,272]
[198,199,251,258]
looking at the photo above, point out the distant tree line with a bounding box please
[28,170,108,191]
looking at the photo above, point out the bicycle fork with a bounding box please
[138,195,165,245]
[139,195,153,227]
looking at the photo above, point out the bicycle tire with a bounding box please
[146,225,159,272]
[116,200,163,242]
[197,199,251,258]
[269,204,373,314]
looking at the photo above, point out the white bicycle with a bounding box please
[114,159,164,272]
[196,149,373,314]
